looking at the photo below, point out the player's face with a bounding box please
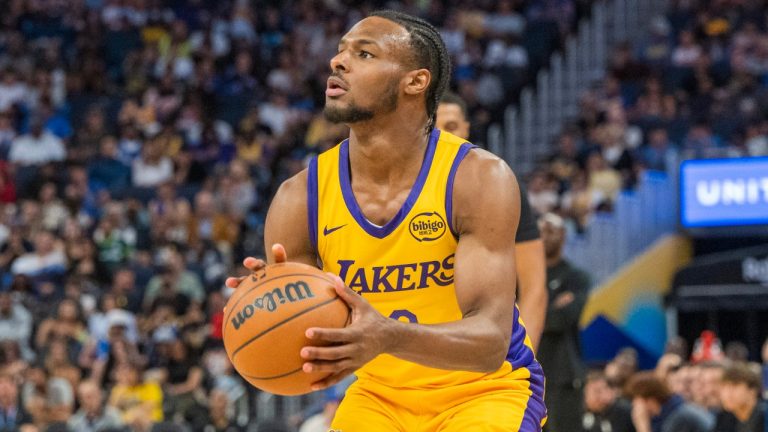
[436,103,470,139]
[324,17,411,124]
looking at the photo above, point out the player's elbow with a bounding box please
[477,331,511,373]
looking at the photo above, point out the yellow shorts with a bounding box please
[330,365,547,432]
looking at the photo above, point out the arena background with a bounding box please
[0,0,766,431]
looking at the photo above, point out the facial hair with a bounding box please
[324,76,399,123]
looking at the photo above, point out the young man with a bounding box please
[626,371,713,432]
[580,370,634,432]
[226,10,546,431]
[436,91,547,351]
[719,363,766,432]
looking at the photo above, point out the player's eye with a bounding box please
[359,50,373,59]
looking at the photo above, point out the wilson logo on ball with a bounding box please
[408,212,447,242]
[231,281,315,330]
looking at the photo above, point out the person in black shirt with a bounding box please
[719,363,766,432]
[581,370,635,432]
[536,212,591,432]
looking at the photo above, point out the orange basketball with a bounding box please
[222,262,350,396]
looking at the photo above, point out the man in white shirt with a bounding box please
[8,117,66,166]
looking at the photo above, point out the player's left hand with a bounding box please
[300,274,393,391]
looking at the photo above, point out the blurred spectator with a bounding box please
[108,362,163,430]
[0,292,33,362]
[22,362,74,427]
[131,136,173,188]
[143,247,204,310]
[580,370,635,432]
[8,116,66,167]
[67,380,123,432]
[537,213,590,432]
[10,231,66,280]
[0,374,33,431]
[719,363,766,432]
[625,371,713,432]
[88,136,132,194]
[192,388,244,432]
[299,389,342,432]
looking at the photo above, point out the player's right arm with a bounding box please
[224,170,316,288]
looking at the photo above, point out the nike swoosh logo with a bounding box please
[323,224,347,236]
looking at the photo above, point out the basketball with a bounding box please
[222,262,350,396]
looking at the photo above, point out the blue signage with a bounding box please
[680,157,768,228]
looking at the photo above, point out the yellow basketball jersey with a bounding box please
[307,129,518,389]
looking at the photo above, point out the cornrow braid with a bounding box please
[369,10,452,135]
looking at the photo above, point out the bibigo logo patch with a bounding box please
[408,212,447,242]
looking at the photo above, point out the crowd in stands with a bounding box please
[0,0,596,430]
[528,0,768,231]
[565,336,768,432]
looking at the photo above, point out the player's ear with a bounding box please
[403,69,431,96]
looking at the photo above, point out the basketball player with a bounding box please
[226,10,546,431]
[436,91,547,350]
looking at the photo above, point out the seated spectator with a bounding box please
[8,116,66,167]
[10,230,67,280]
[132,136,174,188]
[719,363,766,432]
[580,370,634,432]
[67,380,123,432]
[38,182,67,232]
[0,291,33,362]
[149,334,203,422]
[299,389,341,432]
[187,191,239,249]
[88,136,131,194]
[0,374,33,430]
[190,388,243,432]
[71,108,109,165]
[625,371,713,432]
[22,362,74,427]
[108,362,164,429]
[34,298,87,354]
[527,169,559,216]
[143,247,204,311]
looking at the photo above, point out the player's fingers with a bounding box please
[271,244,288,263]
[300,344,353,361]
[302,359,351,374]
[243,257,266,272]
[305,327,351,343]
[309,368,355,391]
[225,276,245,288]
[327,274,364,308]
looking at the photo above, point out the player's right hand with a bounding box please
[224,244,288,289]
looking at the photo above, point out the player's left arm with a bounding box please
[301,149,520,389]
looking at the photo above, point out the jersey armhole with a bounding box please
[307,156,319,253]
[445,143,476,238]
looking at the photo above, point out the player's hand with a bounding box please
[300,274,393,391]
[224,244,288,289]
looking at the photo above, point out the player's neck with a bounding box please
[347,119,430,184]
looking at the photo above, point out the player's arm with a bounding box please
[301,150,520,387]
[224,170,316,288]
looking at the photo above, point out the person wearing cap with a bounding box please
[536,212,592,432]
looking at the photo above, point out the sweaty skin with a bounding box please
[226,16,521,390]
[436,100,547,351]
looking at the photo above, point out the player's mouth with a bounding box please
[326,76,349,97]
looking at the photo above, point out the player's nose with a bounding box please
[329,51,348,73]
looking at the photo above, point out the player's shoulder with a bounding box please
[457,146,517,186]
[273,168,309,209]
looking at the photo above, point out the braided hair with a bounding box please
[369,10,452,134]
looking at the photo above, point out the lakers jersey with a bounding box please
[307,129,541,390]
